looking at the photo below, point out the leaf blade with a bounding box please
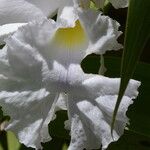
[111,0,150,133]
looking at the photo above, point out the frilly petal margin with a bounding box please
[67,75,140,150]
[95,95,133,149]
[0,89,58,149]
[0,0,45,45]
[0,23,27,45]
[82,75,140,99]
[0,24,61,149]
[74,4,122,55]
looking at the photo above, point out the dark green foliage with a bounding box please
[111,0,150,133]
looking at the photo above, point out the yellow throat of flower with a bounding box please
[53,20,87,49]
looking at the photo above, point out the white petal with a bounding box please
[68,115,87,150]
[55,0,78,28]
[49,21,89,65]
[0,89,58,149]
[3,19,87,89]
[67,93,138,150]
[9,18,88,66]
[0,0,45,25]
[0,19,63,149]
[67,72,140,150]
[96,95,132,127]
[5,18,59,61]
[68,96,103,150]
[0,23,26,45]
[57,5,78,27]
[95,95,133,149]
[0,46,25,91]
[6,38,44,84]
[109,0,128,9]
[83,75,140,98]
[44,63,86,93]
[5,19,58,83]
[76,95,133,150]
[76,8,122,55]
[37,19,87,65]
[55,93,67,111]
[57,0,122,57]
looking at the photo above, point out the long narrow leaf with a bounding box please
[111,0,150,134]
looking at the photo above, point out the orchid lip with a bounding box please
[53,20,87,49]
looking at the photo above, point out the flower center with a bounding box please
[53,20,87,48]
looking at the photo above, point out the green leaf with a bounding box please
[0,131,21,150]
[0,108,3,122]
[42,137,68,150]
[107,130,150,150]
[104,57,150,137]
[111,0,150,133]
[49,110,70,140]
[0,45,4,49]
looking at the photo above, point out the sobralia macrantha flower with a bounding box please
[0,12,140,150]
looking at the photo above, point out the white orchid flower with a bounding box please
[92,0,128,9]
[0,12,140,150]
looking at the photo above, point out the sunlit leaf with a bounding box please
[0,131,21,150]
